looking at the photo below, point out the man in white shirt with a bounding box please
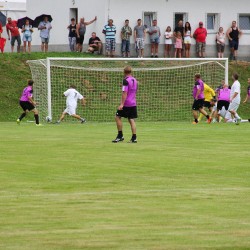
[228,73,241,124]
[56,85,86,124]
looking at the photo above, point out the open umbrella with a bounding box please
[34,14,53,28]
[17,16,34,29]
[0,11,7,26]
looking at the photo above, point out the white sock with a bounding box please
[235,113,241,119]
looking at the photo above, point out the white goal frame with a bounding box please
[28,57,228,121]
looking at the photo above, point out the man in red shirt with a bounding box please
[6,17,21,53]
[193,21,207,58]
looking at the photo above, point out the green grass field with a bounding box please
[0,121,250,250]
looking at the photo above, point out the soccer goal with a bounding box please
[27,58,228,122]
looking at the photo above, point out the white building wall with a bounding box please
[26,0,106,51]
[17,0,250,57]
[0,1,26,52]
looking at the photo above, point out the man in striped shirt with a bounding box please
[102,19,116,57]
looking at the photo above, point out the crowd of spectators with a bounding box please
[0,16,243,59]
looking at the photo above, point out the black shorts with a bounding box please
[77,35,84,45]
[204,101,212,108]
[116,106,137,119]
[217,100,230,110]
[19,101,35,111]
[229,40,239,50]
[192,99,204,111]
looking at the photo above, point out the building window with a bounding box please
[143,12,157,29]
[174,13,188,28]
[206,13,220,32]
[239,14,250,30]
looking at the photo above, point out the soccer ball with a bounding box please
[46,116,52,123]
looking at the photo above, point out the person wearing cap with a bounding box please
[193,21,207,58]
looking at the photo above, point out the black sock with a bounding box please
[206,115,210,119]
[19,113,26,121]
[118,131,123,138]
[132,134,136,140]
[248,119,250,122]
[34,114,39,124]
[195,119,198,123]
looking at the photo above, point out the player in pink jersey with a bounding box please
[112,66,138,143]
[17,80,41,126]
[192,73,212,124]
[243,78,250,104]
[213,81,231,121]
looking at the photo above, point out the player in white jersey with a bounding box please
[56,85,86,124]
[228,73,241,124]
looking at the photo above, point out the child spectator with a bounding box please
[174,31,182,58]
[216,27,225,58]
[67,18,77,52]
[164,26,173,57]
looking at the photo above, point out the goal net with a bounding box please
[27,58,228,122]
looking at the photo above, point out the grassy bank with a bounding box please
[1,52,250,121]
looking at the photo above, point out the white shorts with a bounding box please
[165,39,172,45]
[228,102,240,112]
[64,105,76,115]
[184,36,191,44]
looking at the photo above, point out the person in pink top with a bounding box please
[112,66,138,143]
[17,80,41,126]
[213,80,231,120]
[193,21,207,58]
[174,31,182,58]
[192,73,212,124]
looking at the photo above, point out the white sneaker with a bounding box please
[235,118,241,125]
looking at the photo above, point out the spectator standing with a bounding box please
[134,19,146,58]
[193,21,207,58]
[76,16,97,53]
[67,18,77,52]
[216,27,226,58]
[6,17,21,53]
[148,19,161,58]
[21,19,33,54]
[0,22,6,53]
[38,16,52,53]
[226,21,243,60]
[174,31,182,58]
[121,19,132,58]
[102,19,116,57]
[174,20,185,56]
[87,32,102,54]
[184,22,192,58]
[164,26,173,57]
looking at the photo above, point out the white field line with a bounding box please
[0,188,249,199]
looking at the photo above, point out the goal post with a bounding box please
[27,58,228,122]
